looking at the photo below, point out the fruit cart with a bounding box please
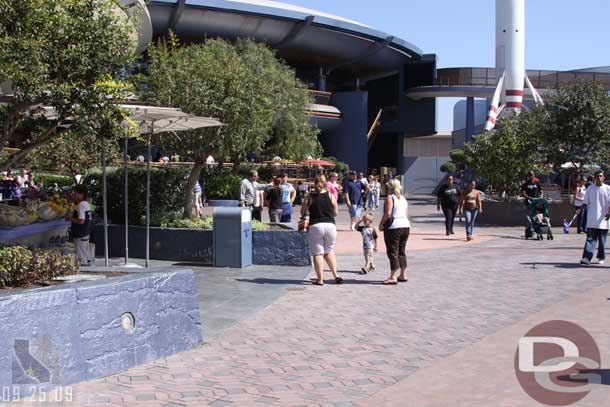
[0,197,71,249]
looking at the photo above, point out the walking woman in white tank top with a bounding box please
[378,179,411,285]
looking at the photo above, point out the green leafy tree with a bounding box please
[465,112,542,197]
[24,130,122,175]
[538,80,610,170]
[0,0,136,169]
[141,35,320,217]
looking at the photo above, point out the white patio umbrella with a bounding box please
[118,105,224,268]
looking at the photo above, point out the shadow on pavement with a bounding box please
[520,262,604,269]
[235,278,312,285]
[235,278,388,286]
[173,262,213,267]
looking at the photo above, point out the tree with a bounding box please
[24,130,122,175]
[538,81,610,170]
[141,35,320,217]
[0,0,136,169]
[465,112,542,197]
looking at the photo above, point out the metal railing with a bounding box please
[436,68,610,90]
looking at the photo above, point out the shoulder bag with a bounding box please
[382,195,395,231]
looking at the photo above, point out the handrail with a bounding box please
[436,68,610,90]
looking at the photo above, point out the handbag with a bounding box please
[298,213,309,234]
[382,195,395,231]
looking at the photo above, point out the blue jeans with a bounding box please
[441,204,458,234]
[576,206,587,233]
[582,228,608,261]
[367,192,378,210]
[280,202,293,223]
[464,209,478,237]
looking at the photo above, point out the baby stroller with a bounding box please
[525,198,554,240]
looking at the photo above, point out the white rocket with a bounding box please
[484,0,543,131]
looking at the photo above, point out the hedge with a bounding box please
[0,246,79,288]
[41,173,73,189]
[84,166,190,226]
[84,166,249,225]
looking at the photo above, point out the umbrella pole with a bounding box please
[102,136,109,268]
[124,137,129,265]
[146,127,152,268]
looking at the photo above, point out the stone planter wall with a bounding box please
[96,225,310,266]
[477,200,575,227]
[0,268,202,396]
[95,225,214,264]
[252,230,310,266]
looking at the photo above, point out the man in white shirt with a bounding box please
[66,185,93,266]
[579,171,610,265]
[239,170,267,222]
[359,172,369,209]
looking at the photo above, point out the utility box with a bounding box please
[213,207,252,268]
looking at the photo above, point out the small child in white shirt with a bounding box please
[355,213,378,274]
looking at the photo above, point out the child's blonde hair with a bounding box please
[362,212,374,223]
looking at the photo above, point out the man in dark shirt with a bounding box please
[344,171,363,231]
[266,176,283,223]
[437,175,461,235]
[521,170,543,205]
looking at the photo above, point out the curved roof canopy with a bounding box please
[148,0,423,79]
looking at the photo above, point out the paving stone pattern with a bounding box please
[49,227,610,407]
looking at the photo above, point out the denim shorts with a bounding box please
[348,204,361,218]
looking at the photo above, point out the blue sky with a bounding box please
[285,0,610,130]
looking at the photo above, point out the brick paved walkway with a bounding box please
[13,198,610,406]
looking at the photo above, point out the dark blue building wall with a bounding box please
[366,55,437,173]
[321,91,368,173]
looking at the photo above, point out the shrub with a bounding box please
[160,215,214,229]
[205,172,241,200]
[252,220,270,231]
[41,173,73,189]
[84,166,191,225]
[440,161,456,173]
[0,246,78,288]
[85,166,253,223]
[157,214,269,231]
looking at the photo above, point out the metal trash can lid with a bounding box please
[213,207,251,222]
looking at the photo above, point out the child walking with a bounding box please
[355,213,378,274]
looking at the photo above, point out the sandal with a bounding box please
[314,280,324,286]
[397,278,408,282]
[335,277,344,284]
[383,279,398,285]
[360,267,368,274]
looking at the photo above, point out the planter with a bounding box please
[96,225,214,264]
[477,200,575,227]
[0,219,70,249]
[96,224,310,266]
[253,229,310,266]
[206,199,240,207]
[0,267,202,396]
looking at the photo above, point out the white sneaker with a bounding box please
[580,258,591,266]
[597,259,605,265]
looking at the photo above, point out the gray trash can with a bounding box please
[213,207,252,268]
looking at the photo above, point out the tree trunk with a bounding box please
[3,124,59,171]
[216,157,225,174]
[231,155,241,175]
[183,159,206,219]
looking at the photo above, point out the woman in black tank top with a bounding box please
[301,175,342,286]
